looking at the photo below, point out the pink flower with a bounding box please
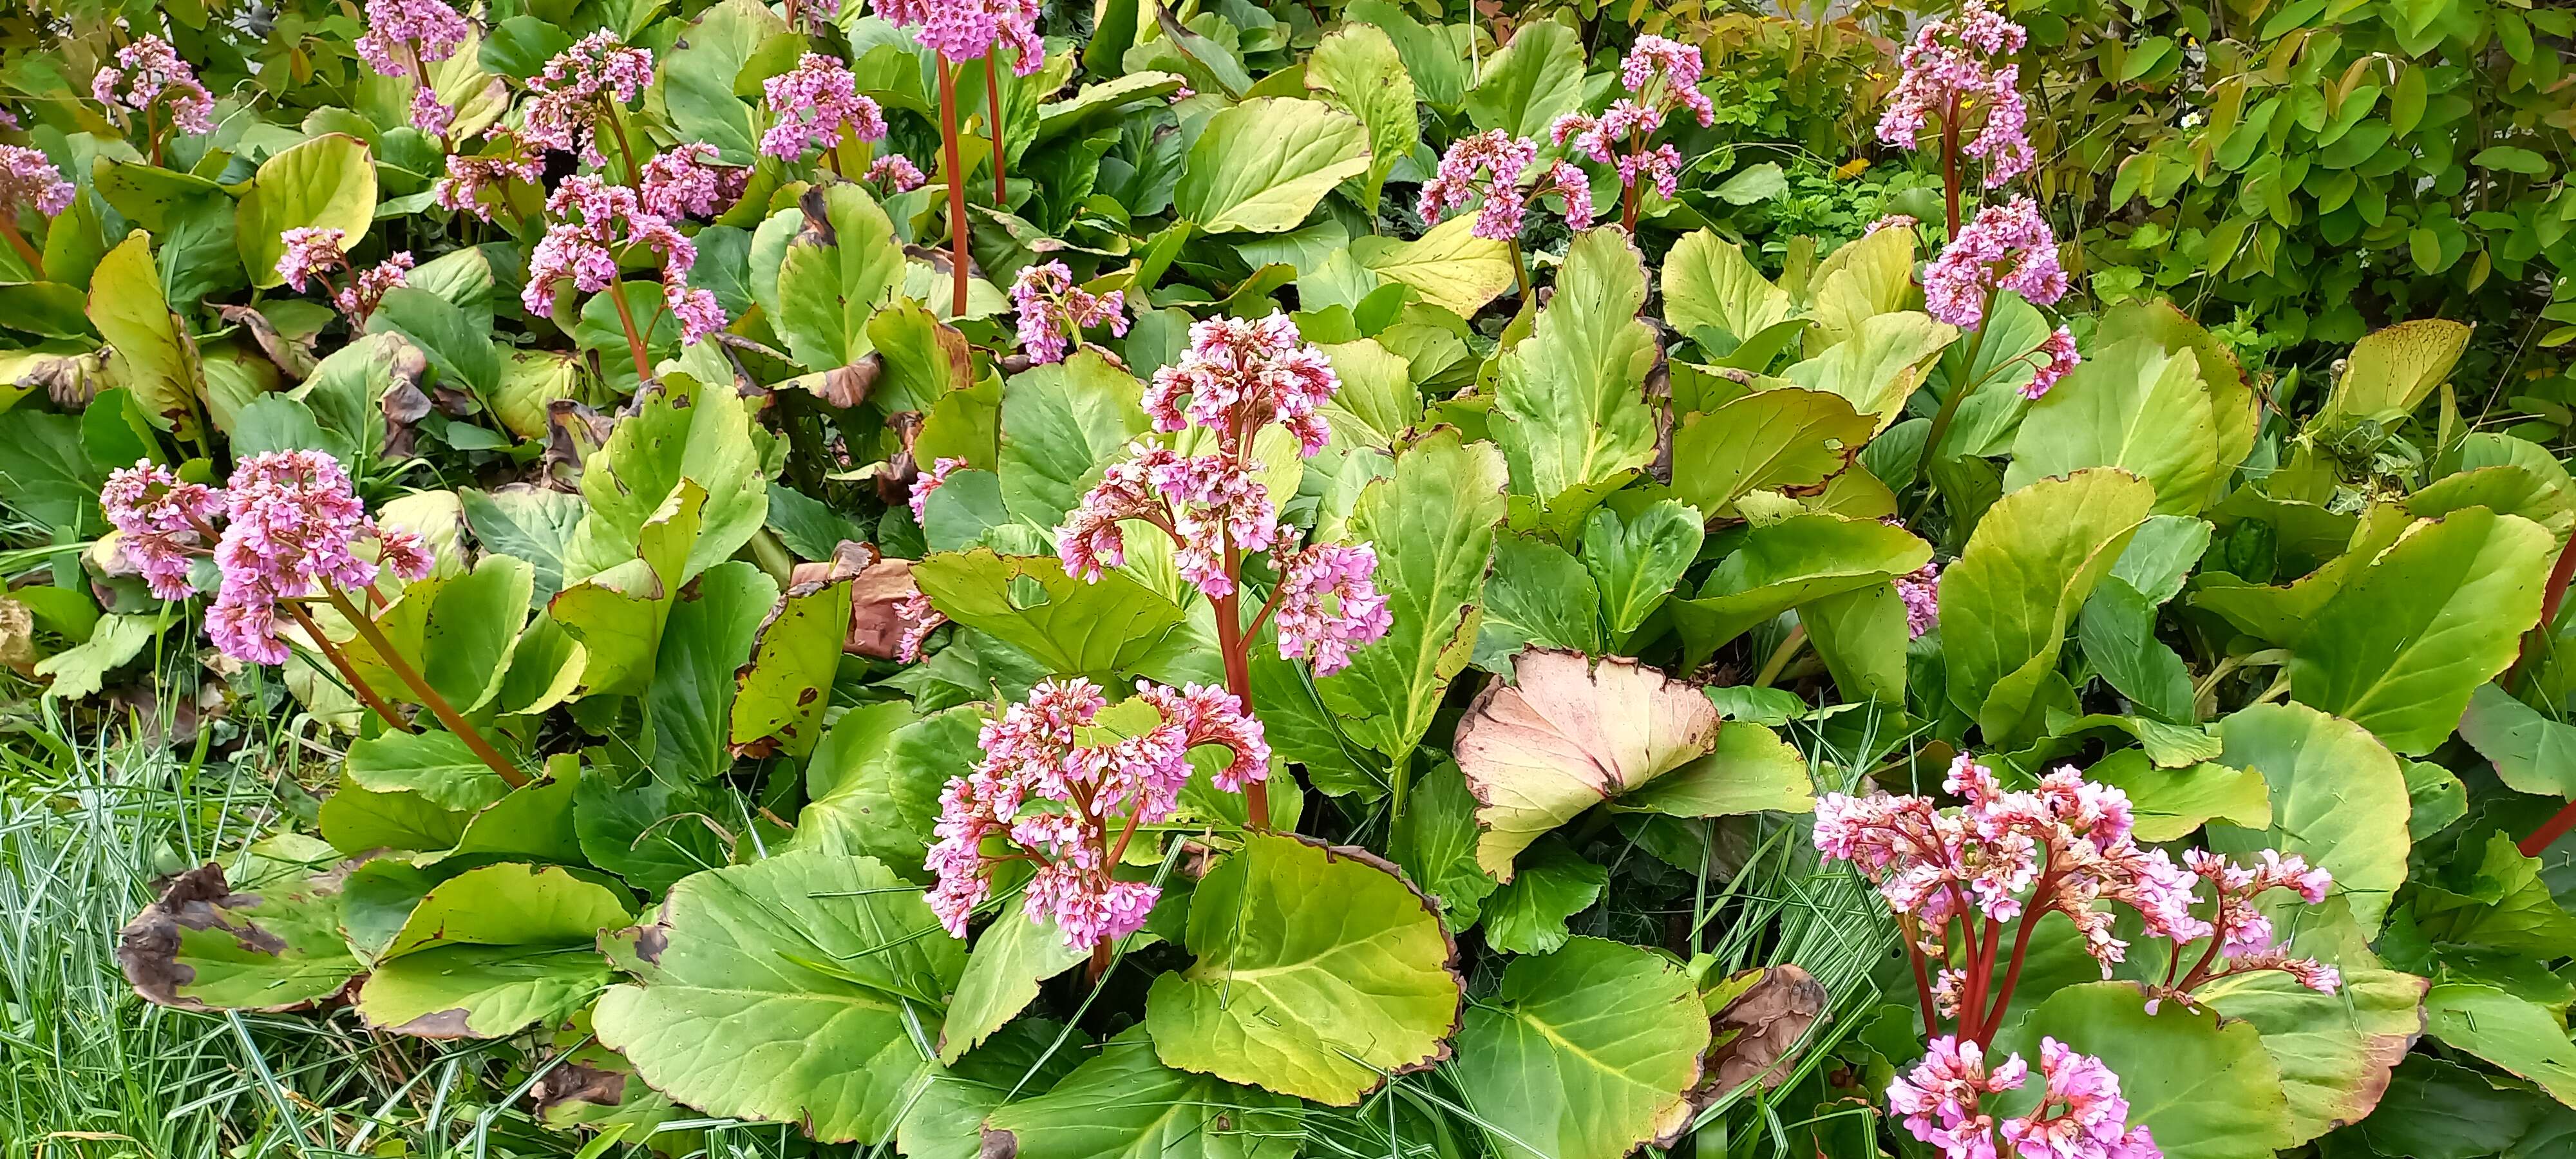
[1271,542,1390,676]
[1897,560,1941,638]
[102,460,225,600]
[1996,1039,2158,1159]
[909,457,965,521]
[1054,447,1278,597]
[639,143,746,220]
[1530,160,1596,231]
[757,55,888,162]
[277,228,411,323]
[1877,0,2034,187]
[1866,212,1920,236]
[524,174,726,343]
[1418,130,1538,241]
[408,87,454,137]
[1010,261,1130,365]
[1143,312,1341,458]
[276,228,348,294]
[866,153,927,193]
[1621,35,1715,126]
[925,677,1265,949]
[203,451,434,664]
[1888,1037,2028,1159]
[893,590,947,662]
[1923,196,2068,330]
[0,146,74,220]
[433,149,543,221]
[873,0,1045,74]
[2024,326,2079,399]
[357,0,471,133]
[523,32,654,166]
[93,35,215,136]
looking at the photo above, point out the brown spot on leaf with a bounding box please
[118,863,321,1013]
[1662,963,1830,1147]
[386,1006,477,1038]
[978,1128,1019,1159]
[529,1062,629,1114]
[214,305,317,381]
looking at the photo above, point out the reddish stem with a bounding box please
[0,216,42,272]
[986,61,1009,208]
[322,587,527,787]
[2523,802,2576,858]
[938,57,971,318]
[1211,540,1267,830]
[2512,531,2576,690]
[1980,873,2054,1043]
[609,283,654,381]
[1905,933,1940,1040]
[1942,98,1962,236]
[284,605,417,735]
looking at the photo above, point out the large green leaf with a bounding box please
[1804,227,1917,348]
[2085,750,2270,842]
[357,862,630,1038]
[118,863,363,1013]
[2094,301,2259,479]
[797,702,978,873]
[1492,228,1658,506]
[1479,840,1606,954]
[2288,507,2551,755]
[647,562,777,780]
[86,232,202,437]
[1463,19,1586,138]
[937,905,1087,1066]
[912,549,1186,683]
[345,729,512,813]
[1479,532,1601,662]
[2320,318,2472,424]
[550,482,706,698]
[1668,388,1875,519]
[998,351,1151,528]
[2409,831,2576,959]
[1940,469,2154,744]
[1611,721,1815,819]
[2460,682,2576,798]
[1667,514,1931,663]
[1144,834,1462,1104]
[368,285,504,406]
[661,0,783,159]
[730,578,851,760]
[1173,98,1370,234]
[1781,312,1956,433]
[2208,702,2412,934]
[2197,968,2426,1144]
[980,1028,1302,1159]
[2005,335,2219,514]
[775,185,907,369]
[1303,25,1416,211]
[1454,649,1721,879]
[236,134,377,288]
[1663,231,1790,343]
[1390,760,1501,930]
[1350,214,1517,317]
[1312,429,1509,766]
[1994,981,2296,1159]
[594,850,967,1144]
[1451,937,1712,1159]
[421,552,534,714]
[2423,983,2576,1108]
[561,373,767,587]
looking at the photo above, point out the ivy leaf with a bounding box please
[1173,97,1370,234]
[118,862,363,1013]
[1940,468,2154,745]
[594,850,968,1144]
[356,862,630,1039]
[1451,937,1712,1159]
[1144,834,1463,1104]
[2289,508,2551,755]
[2196,968,2428,1144]
[235,133,377,289]
[2006,335,2219,515]
[980,1027,1303,1159]
[1454,649,1722,879]
[1492,228,1658,509]
[1480,839,1606,954]
[2208,702,2413,936]
[1993,981,2297,1159]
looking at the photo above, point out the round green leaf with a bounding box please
[236,133,379,288]
[1144,834,1463,1104]
[980,1028,1302,1159]
[1173,97,1370,234]
[2209,702,2412,934]
[118,862,363,1013]
[1994,981,2295,1159]
[1451,936,1712,1159]
[357,862,631,1038]
[2197,967,2426,1144]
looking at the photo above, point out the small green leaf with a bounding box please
[998,350,1151,529]
[1662,231,1790,344]
[2424,983,2576,1108]
[912,549,1186,684]
[730,578,852,760]
[1669,389,1876,518]
[1941,469,2154,744]
[358,862,630,1038]
[118,863,363,1013]
[1480,840,1606,954]
[1389,760,1500,930]
[345,729,511,813]
[2005,335,2219,515]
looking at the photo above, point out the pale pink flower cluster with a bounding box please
[1897,560,1941,638]
[1057,446,1278,596]
[875,0,1043,73]
[101,460,225,600]
[1009,261,1130,365]
[1271,543,1390,677]
[0,145,75,218]
[433,149,544,221]
[1865,212,1920,236]
[1877,0,2034,187]
[1143,312,1340,457]
[1620,36,1716,126]
[276,227,413,323]
[1816,754,2338,993]
[757,55,889,163]
[639,143,746,220]
[866,153,927,193]
[357,0,471,134]
[893,590,947,662]
[522,32,654,166]
[1890,1036,2159,1159]
[103,453,434,664]
[1923,196,2068,330]
[925,677,1268,949]
[92,35,215,136]
[1546,36,1716,214]
[909,456,967,521]
[1419,132,1596,239]
[2025,326,2081,399]
[524,174,727,345]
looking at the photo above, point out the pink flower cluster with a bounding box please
[925,677,1268,949]
[1890,1036,2159,1159]
[276,227,414,323]
[638,143,746,220]
[1271,543,1390,677]
[875,0,1043,73]
[1057,445,1278,596]
[1923,196,2069,330]
[433,149,544,221]
[356,0,471,134]
[757,55,889,163]
[893,590,947,662]
[1897,559,1941,639]
[104,453,435,665]
[2025,326,2081,400]
[0,145,75,218]
[524,174,727,345]
[1417,131,1593,239]
[1009,261,1130,364]
[1619,36,1716,127]
[92,35,216,137]
[1877,0,2035,187]
[1143,312,1340,457]
[522,32,654,166]
[1546,36,1716,216]
[1866,212,1920,236]
[909,456,966,522]
[866,153,927,193]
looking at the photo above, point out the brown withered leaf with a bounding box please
[844,558,920,659]
[1699,964,1829,1095]
[117,862,366,1013]
[213,304,317,380]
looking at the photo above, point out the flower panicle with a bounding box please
[93,35,216,137]
[1009,261,1131,366]
[757,55,889,163]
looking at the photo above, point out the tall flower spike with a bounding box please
[1142,312,1341,457]
[873,0,1045,74]
[757,55,889,163]
[204,451,435,665]
[523,32,655,166]
[92,35,216,136]
[1010,261,1130,366]
[1875,0,2035,187]
[1922,196,2069,330]
[1054,446,1278,597]
[524,174,728,344]
[1,146,77,218]
[1620,35,1715,127]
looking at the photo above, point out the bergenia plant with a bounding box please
[1549,35,1716,232]
[873,0,1045,315]
[101,452,522,787]
[521,32,655,175]
[1877,0,2036,232]
[0,144,73,270]
[757,54,890,174]
[523,174,728,377]
[1008,260,1130,365]
[1417,130,1594,297]
[355,0,472,137]
[276,227,414,326]
[1817,755,2340,1159]
[91,34,216,164]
